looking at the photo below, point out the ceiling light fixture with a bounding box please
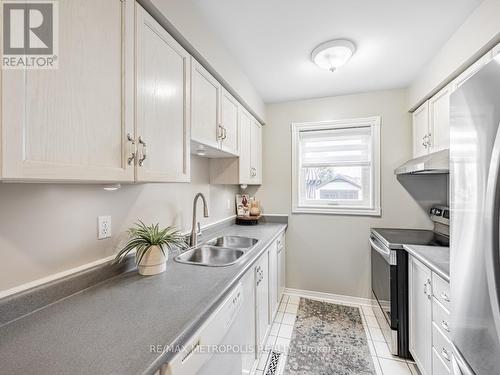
[311,39,356,72]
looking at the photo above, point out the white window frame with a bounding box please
[291,116,381,216]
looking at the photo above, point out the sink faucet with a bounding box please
[190,192,209,247]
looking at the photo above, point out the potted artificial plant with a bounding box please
[114,221,187,276]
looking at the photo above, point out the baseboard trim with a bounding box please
[284,287,375,307]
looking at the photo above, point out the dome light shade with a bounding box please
[311,39,356,72]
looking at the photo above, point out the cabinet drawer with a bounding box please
[432,323,452,369]
[432,273,450,309]
[432,347,451,375]
[432,297,451,340]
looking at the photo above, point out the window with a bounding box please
[291,117,381,216]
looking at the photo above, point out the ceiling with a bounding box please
[192,0,483,103]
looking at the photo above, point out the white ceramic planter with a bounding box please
[137,245,167,276]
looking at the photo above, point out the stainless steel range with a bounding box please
[370,206,449,358]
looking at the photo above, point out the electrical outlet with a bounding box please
[98,216,112,240]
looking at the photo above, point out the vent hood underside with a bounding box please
[394,149,449,175]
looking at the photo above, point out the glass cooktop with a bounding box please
[371,228,449,249]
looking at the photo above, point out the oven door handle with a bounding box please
[370,236,391,258]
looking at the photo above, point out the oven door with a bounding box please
[370,235,399,343]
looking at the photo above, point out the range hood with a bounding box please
[394,149,449,175]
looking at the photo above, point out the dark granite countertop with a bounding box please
[403,244,450,281]
[0,222,287,375]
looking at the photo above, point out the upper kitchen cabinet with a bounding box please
[238,108,253,184]
[135,4,190,182]
[412,101,430,158]
[190,58,239,157]
[412,84,451,158]
[209,107,262,185]
[220,88,239,155]
[1,0,135,182]
[250,118,262,184]
[191,58,221,151]
[428,84,451,153]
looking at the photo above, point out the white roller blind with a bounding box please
[299,126,372,167]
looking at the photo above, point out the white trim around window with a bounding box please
[291,116,381,216]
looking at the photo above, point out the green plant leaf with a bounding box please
[114,221,187,265]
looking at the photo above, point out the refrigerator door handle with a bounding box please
[484,122,500,342]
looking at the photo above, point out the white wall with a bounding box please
[148,0,266,121]
[0,156,237,293]
[251,89,446,299]
[408,0,500,110]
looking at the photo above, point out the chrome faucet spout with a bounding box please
[190,193,209,247]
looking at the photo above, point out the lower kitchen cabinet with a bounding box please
[409,256,432,375]
[277,233,286,300]
[240,265,258,374]
[268,241,278,321]
[409,255,452,375]
[255,250,270,348]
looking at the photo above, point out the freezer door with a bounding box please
[450,58,500,375]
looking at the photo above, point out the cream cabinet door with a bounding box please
[191,59,221,150]
[429,85,451,153]
[220,89,239,156]
[277,234,286,300]
[250,119,262,184]
[268,241,278,320]
[409,256,432,375]
[135,4,190,182]
[255,253,270,348]
[239,108,252,184]
[1,0,135,182]
[412,101,430,158]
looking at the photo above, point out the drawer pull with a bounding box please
[441,320,450,332]
[440,291,450,302]
[441,347,450,362]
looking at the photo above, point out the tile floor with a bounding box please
[254,293,420,375]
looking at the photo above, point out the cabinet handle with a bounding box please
[222,127,227,140]
[422,134,429,148]
[138,136,147,166]
[427,133,432,147]
[441,320,450,332]
[127,133,136,166]
[250,167,257,177]
[440,291,450,302]
[217,124,223,140]
[424,279,432,299]
[441,347,450,362]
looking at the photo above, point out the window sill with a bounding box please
[292,206,381,217]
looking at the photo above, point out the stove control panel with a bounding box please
[430,206,450,225]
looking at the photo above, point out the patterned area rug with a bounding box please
[284,298,376,375]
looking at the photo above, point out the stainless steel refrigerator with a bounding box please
[450,57,500,374]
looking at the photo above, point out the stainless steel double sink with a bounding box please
[174,236,259,267]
